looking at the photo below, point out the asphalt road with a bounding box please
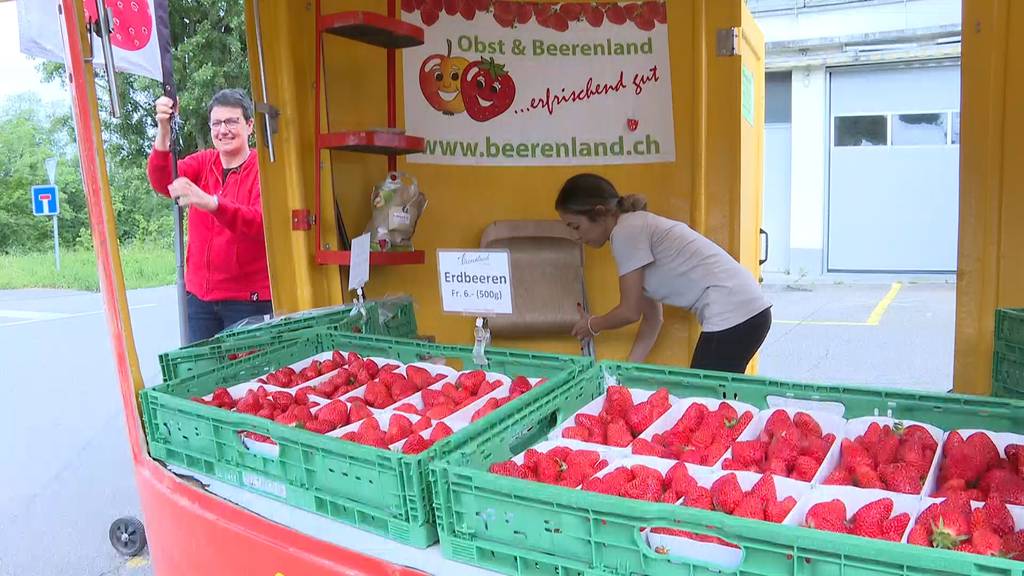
[0,280,955,575]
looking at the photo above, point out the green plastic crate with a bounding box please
[141,330,590,548]
[432,360,1024,576]
[997,308,1024,349]
[994,342,1024,400]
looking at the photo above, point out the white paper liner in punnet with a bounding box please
[718,406,846,483]
[914,496,1024,541]
[820,416,944,496]
[548,387,681,449]
[765,395,846,417]
[632,397,761,470]
[642,469,810,570]
[923,429,1024,501]
[786,485,921,543]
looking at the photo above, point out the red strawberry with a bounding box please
[347,400,373,423]
[930,512,971,549]
[490,460,529,478]
[732,493,765,521]
[980,497,1016,537]
[625,402,661,436]
[411,416,433,434]
[583,3,605,27]
[881,512,911,542]
[603,386,634,419]
[764,410,792,437]
[676,403,709,432]
[562,425,591,442]
[750,473,778,504]
[908,523,931,546]
[710,474,743,514]
[1003,530,1024,560]
[851,465,884,489]
[879,462,924,494]
[805,499,848,533]
[823,467,850,485]
[765,496,797,523]
[430,422,455,442]
[793,412,823,438]
[385,414,413,445]
[421,6,440,25]
[305,419,335,434]
[632,438,670,458]
[510,376,532,396]
[684,486,714,510]
[731,440,766,467]
[402,433,431,455]
[535,453,565,483]
[850,498,894,539]
[606,418,633,447]
[792,455,821,482]
[316,400,349,428]
[729,412,755,438]
[621,477,662,502]
[972,527,1004,556]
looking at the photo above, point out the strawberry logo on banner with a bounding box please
[16,0,170,83]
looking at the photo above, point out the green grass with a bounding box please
[0,243,175,291]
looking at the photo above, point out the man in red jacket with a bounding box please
[148,89,272,344]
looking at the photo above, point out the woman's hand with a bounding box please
[572,303,596,340]
[169,177,217,212]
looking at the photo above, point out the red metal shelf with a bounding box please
[318,131,425,155]
[319,11,424,49]
[316,249,425,267]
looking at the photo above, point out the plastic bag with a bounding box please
[365,171,427,251]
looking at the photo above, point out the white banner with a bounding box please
[17,0,164,82]
[402,1,675,166]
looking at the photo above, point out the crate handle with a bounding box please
[640,524,745,573]
[237,430,281,460]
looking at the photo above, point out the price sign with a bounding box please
[437,249,513,316]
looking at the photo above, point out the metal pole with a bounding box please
[253,0,275,162]
[52,215,61,272]
[171,117,188,345]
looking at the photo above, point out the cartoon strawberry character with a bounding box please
[460,57,516,122]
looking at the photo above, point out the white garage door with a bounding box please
[827,64,960,272]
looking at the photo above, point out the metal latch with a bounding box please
[254,102,280,136]
[717,27,740,57]
[291,209,315,231]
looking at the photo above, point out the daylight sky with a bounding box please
[0,3,70,105]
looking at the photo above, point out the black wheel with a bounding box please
[108,516,147,557]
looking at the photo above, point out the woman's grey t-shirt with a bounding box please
[610,211,770,332]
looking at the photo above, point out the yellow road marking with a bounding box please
[773,282,903,327]
[126,557,149,569]
[866,282,903,326]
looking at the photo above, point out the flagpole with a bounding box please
[152,0,189,345]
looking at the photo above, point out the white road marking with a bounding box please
[0,304,159,327]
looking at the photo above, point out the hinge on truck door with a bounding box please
[291,209,315,231]
[717,27,740,56]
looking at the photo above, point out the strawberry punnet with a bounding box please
[821,421,937,494]
[721,410,834,481]
[935,431,1024,505]
[634,401,754,466]
[489,446,609,488]
[561,386,671,448]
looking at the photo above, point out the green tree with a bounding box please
[0,94,90,253]
[32,0,251,250]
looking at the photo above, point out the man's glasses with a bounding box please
[209,117,245,130]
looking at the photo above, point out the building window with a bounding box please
[766,71,792,124]
[834,115,887,147]
[892,113,948,146]
[951,111,960,145]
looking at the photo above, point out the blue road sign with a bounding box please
[32,185,59,216]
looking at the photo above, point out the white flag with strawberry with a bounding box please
[17,0,166,82]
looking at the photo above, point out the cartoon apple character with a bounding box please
[419,39,470,116]
[460,57,516,122]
